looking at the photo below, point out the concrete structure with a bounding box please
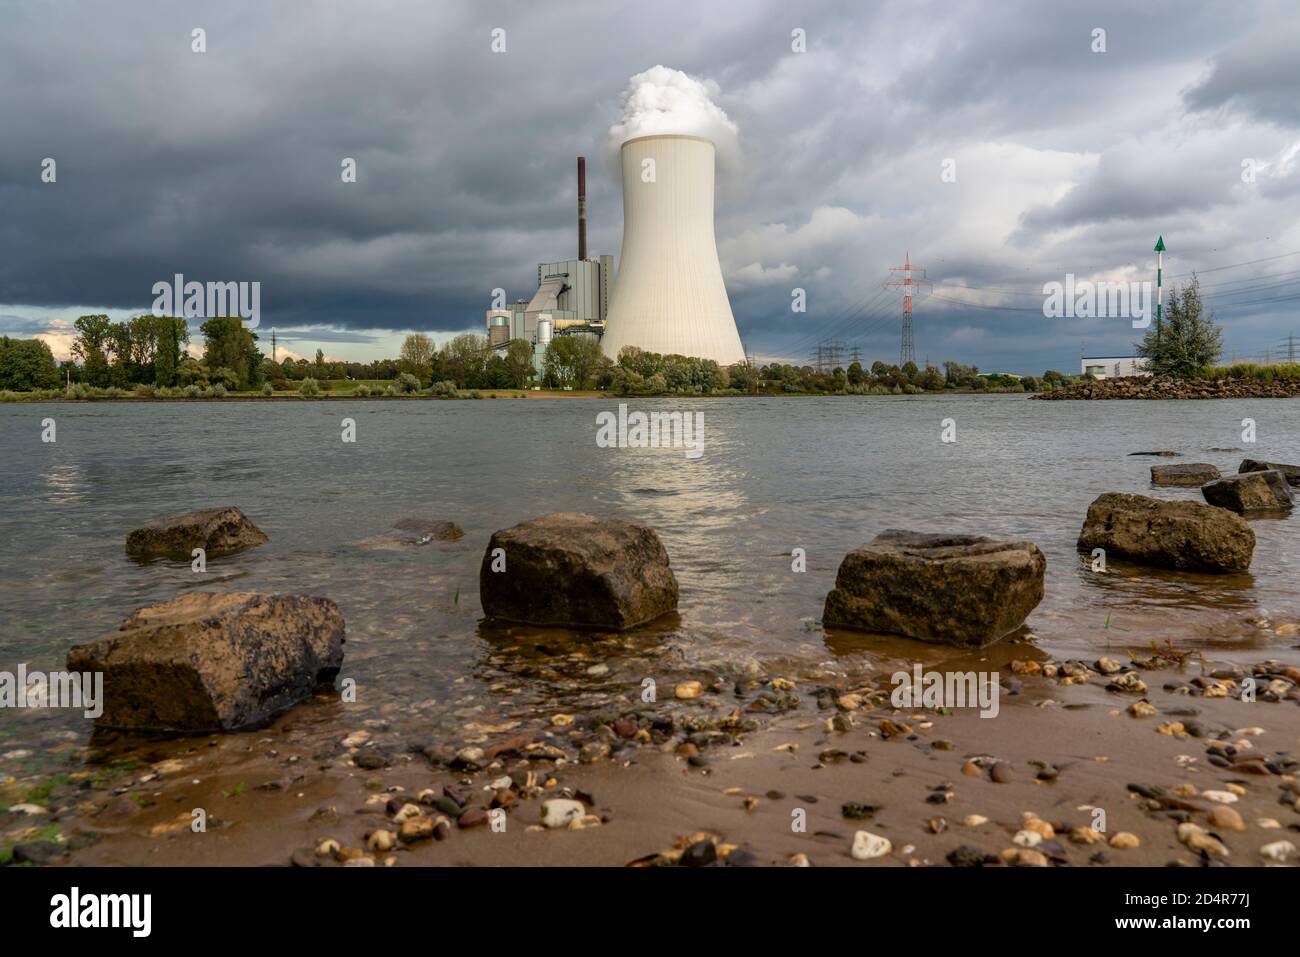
[600,135,745,365]
[1081,356,1150,379]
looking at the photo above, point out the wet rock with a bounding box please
[125,506,268,560]
[1077,493,1254,573]
[1202,470,1294,515]
[841,801,879,820]
[1151,463,1220,486]
[1109,832,1140,849]
[680,839,717,867]
[367,830,395,852]
[822,530,1046,647]
[947,845,993,867]
[675,681,704,700]
[1239,459,1300,487]
[66,592,345,732]
[354,518,464,549]
[12,841,66,865]
[990,762,1014,783]
[457,808,488,829]
[479,512,679,630]
[399,817,435,843]
[1129,450,1179,457]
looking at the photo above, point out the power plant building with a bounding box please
[488,137,746,371]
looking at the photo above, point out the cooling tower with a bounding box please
[601,134,745,366]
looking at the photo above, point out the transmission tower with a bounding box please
[886,252,931,367]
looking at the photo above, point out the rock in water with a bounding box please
[355,518,464,549]
[479,512,678,630]
[1150,463,1220,486]
[125,506,268,560]
[821,531,1045,647]
[1239,459,1300,487]
[1077,493,1254,573]
[1201,470,1294,515]
[66,592,344,732]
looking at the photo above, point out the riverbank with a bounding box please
[5,637,1297,867]
[1034,375,1300,400]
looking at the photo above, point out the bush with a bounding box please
[271,378,289,391]
[299,378,320,396]
[183,384,202,398]
[428,380,458,397]
[353,384,371,396]
[396,372,421,393]
[261,382,273,396]
[134,383,157,398]
[211,383,227,398]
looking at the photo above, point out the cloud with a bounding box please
[606,65,741,171]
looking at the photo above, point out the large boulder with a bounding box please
[1150,463,1221,486]
[821,531,1046,648]
[66,592,344,732]
[1240,459,1300,488]
[355,518,464,550]
[1202,470,1294,514]
[125,507,268,560]
[479,512,678,630]
[1077,493,1254,573]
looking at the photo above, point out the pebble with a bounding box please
[947,845,992,867]
[962,814,988,827]
[999,848,1049,867]
[399,818,435,843]
[788,852,811,867]
[990,763,1013,783]
[850,830,891,860]
[1177,822,1229,858]
[1013,830,1042,848]
[315,839,341,857]
[458,808,488,829]
[1095,657,1124,675]
[341,731,370,748]
[367,830,395,852]
[1201,790,1238,804]
[1070,827,1104,845]
[541,798,586,829]
[680,839,717,867]
[1109,832,1140,849]
[675,681,704,700]
[1208,806,1245,831]
[1260,840,1295,862]
[1128,700,1158,718]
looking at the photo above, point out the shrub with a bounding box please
[134,383,157,398]
[211,383,227,397]
[183,385,201,398]
[299,378,320,396]
[428,380,458,397]
[261,382,273,396]
[396,372,421,393]
[353,384,371,396]
[271,378,289,391]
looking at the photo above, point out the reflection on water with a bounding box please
[2,396,1299,762]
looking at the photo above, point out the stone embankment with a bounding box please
[1033,375,1300,400]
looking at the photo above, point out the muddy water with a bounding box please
[1,395,1299,854]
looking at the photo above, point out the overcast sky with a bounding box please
[2,0,1299,373]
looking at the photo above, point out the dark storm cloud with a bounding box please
[2,0,1298,373]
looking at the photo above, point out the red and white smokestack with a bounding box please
[577,156,587,261]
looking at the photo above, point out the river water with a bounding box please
[2,396,1298,769]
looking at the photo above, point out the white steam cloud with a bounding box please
[607,65,741,171]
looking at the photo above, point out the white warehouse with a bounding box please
[1081,355,1150,379]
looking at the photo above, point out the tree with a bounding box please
[504,339,535,388]
[399,333,435,382]
[0,337,61,390]
[543,335,601,389]
[72,314,113,387]
[729,362,759,393]
[440,334,488,388]
[200,317,263,390]
[154,317,188,386]
[1137,276,1221,378]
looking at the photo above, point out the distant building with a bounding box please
[1081,355,1150,379]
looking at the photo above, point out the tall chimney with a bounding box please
[577,156,587,261]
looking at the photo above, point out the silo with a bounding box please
[601,134,745,365]
[537,314,554,346]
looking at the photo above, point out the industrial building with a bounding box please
[487,135,747,374]
[1081,355,1150,379]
